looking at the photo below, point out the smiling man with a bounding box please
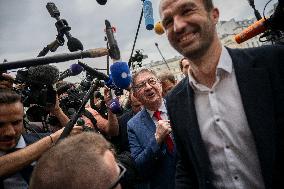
[127,68,176,189]
[159,0,284,189]
[0,89,82,188]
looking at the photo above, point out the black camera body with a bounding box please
[15,69,56,108]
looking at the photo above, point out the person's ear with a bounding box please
[211,8,219,25]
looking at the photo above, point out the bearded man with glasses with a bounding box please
[127,68,176,189]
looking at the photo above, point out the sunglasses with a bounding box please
[108,163,126,189]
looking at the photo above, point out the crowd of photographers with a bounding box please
[0,63,179,189]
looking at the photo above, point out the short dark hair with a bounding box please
[203,0,214,12]
[0,89,22,104]
[30,133,115,189]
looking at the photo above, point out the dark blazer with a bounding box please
[128,108,176,189]
[111,110,135,153]
[165,45,284,189]
[0,133,48,188]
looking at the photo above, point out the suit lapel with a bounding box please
[140,108,156,135]
[229,48,275,187]
[174,79,213,177]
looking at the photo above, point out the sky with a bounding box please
[0,0,276,75]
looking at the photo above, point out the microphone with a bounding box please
[96,0,107,5]
[154,21,165,35]
[46,2,84,52]
[110,62,132,89]
[27,65,59,86]
[143,0,154,30]
[235,2,284,44]
[108,97,122,114]
[0,48,108,71]
[78,62,109,81]
[235,18,267,44]
[77,61,131,90]
[58,64,83,81]
[105,20,121,60]
[67,36,84,52]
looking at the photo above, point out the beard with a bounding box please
[172,17,216,62]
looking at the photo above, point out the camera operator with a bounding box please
[0,89,82,188]
[26,94,71,133]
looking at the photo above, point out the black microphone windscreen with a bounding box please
[96,0,107,5]
[67,37,84,52]
[28,65,59,85]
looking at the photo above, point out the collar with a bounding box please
[16,135,27,149]
[146,100,167,118]
[188,46,233,89]
[0,135,26,156]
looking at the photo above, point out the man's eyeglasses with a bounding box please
[133,77,159,91]
[108,163,126,189]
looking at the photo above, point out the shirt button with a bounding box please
[225,145,230,149]
[234,176,238,180]
[210,91,214,94]
[216,118,220,122]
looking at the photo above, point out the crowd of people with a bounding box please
[0,0,283,189]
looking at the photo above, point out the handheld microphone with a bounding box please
[143,0,154,30]
[58,64,84,80]
[154,21,165,35]
[235,18,267,44]
[78,61,131,89]
[96,0,107,5]
[105,20,121,60]
[110,62,132,89]
[108,97,122,114]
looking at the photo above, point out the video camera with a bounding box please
[14,65,58,108]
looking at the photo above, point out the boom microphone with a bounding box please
[105,20,121,60]
[235,18,267,44]
[0,48,108,71]
[58,64,83,81]
[15,65,59,86]
[235,1,284,44]
[143,0,154,30]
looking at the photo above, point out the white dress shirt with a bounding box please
[188,46,265,189]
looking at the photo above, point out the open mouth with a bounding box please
[146,91,155,98]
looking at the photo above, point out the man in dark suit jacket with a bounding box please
[159,0,284,188]
[0,89,82,188]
